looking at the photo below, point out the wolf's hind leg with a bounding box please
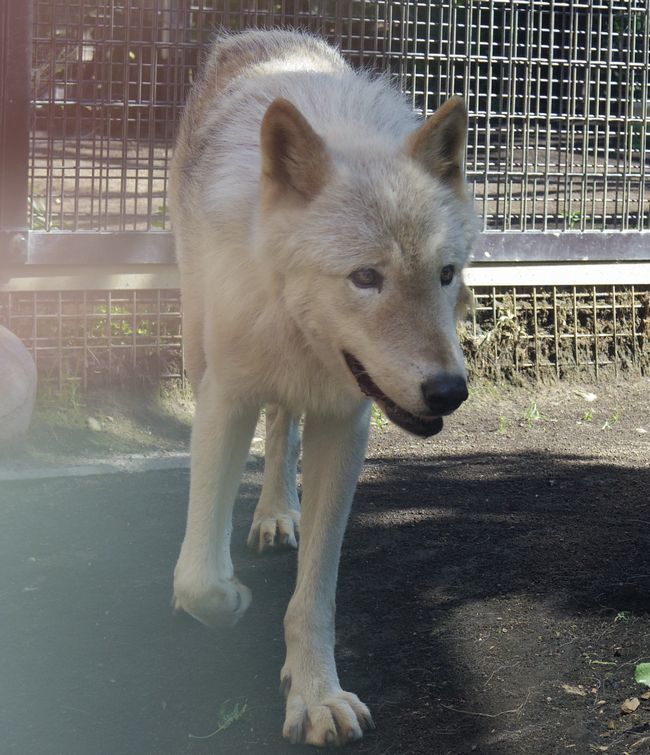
[247,404,301,552]
[174,370,259,627]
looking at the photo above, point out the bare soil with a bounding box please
[1,379,649,754]
[349,379,650,754]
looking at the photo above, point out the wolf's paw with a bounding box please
[282,684,374,746]
[173,567,251,628]
[247,510,300,552]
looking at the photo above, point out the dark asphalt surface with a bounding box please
[1,468,302,755]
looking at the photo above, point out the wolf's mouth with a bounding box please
[343,352,443,438]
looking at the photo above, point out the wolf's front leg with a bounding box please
[281,402,374,746]
[174,370,259,628]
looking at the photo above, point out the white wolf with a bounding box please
[170,29,478,747]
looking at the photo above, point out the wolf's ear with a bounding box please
[261,98,330,202]
[407,97,468,190]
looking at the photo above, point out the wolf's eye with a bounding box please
[349,268,383,290]
[440,265,455,286]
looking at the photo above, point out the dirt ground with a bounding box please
[1,379,649,754]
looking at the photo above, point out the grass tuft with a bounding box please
[188,700,248,740]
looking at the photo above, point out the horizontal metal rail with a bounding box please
[477,232,650,262]
[0,230,174,265]
[3,263,650,293]
[2,229,648,267]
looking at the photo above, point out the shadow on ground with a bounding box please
[25,385,192,462]
[1,448,648,754]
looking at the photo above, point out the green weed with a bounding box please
[601,410,621,430]
[371,403,389,432]
[91,304,156,340]
[560,210,582,230]
[37,378,82,413]
[150,203,168,229]
[523,401,541,427]
[30,197,51,230]
[188,700,248,740]
[635,662,650,687]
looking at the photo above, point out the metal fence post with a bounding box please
[0,0,32,265]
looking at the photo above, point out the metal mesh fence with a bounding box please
[0,289,183,387]
[30,0,650,233]
[1,285,648,388]
[463,284,650,381]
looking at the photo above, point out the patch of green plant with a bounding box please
[582,409,593,422]
[523,400,541,427]
[36,378,84,416]
[371,403,389,432]
[601,410,620,430]
[30,197,51,230]
[91,304,157,340]
[188,700,248,740]
[498,415,508,433]
[635,663,650,687]
[559,210,583,230]
[614,610,631,623]
[150,203,168,229]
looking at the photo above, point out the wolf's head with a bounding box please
[258,96,478,437]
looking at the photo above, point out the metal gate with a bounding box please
[1,0,649,386]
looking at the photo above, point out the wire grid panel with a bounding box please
[422,0,650,232]
[30,1,650,234]
[1,285,648,387]
[29,0,411,232]
[0,289,183,388]
[465,284,650,381]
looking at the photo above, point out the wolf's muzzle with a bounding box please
[421,374,468,416]
[343,351,444,437]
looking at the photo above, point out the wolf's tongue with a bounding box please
[343,351,444,438]
[382,402,444,438]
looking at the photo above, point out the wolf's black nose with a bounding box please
[421,374,468,415]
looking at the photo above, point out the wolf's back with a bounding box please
[176,30,347,152]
